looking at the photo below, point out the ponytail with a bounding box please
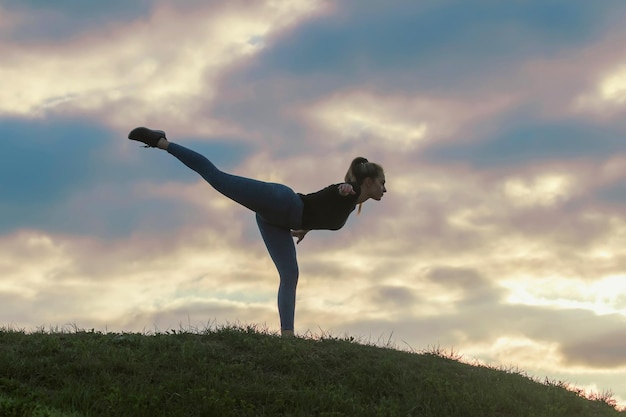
[344,157,384,185]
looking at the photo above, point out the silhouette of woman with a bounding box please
[129,127,386,336]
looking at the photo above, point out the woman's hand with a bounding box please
[291,229,309,244]
[338,183,356,196]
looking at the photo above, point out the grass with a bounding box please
[0,325,623,417]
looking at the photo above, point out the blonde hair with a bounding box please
[344,157,384,214]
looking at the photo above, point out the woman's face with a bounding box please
[364,175,386,201]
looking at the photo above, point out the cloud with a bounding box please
[598,67,626,105]
[0,227,280,330]
[562,329,626,368]
[253,0,626,88]
[302,90,513,152]
[423,118,624,170]
[0,115,258,237]
[424,266,504,307]
[0,0,328,137]
[0,0,154,41]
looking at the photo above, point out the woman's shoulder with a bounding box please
[300,182,360,198]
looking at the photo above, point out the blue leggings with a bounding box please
[167,143,303,330]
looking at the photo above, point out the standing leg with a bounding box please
[256,214,299,332]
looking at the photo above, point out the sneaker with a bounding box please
[128,127,166,148]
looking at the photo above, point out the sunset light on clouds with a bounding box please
[2,0,626,407]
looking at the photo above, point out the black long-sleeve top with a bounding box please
[298,183,361,230]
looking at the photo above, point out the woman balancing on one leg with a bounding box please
[128,127,387,337]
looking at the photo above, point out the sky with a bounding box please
[1,0,626,407]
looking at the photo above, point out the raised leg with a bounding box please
[167,143,302,229]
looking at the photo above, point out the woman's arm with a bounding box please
[291,229,310,244]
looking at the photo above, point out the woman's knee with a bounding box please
[279,267,299,286]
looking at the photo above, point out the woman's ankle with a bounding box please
[157,138,170,150]
[281,329,294,338]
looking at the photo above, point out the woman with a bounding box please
[128,127,386,336]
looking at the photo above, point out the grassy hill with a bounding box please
[0,325,623,417]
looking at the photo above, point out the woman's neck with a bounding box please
[356,193,370,204]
